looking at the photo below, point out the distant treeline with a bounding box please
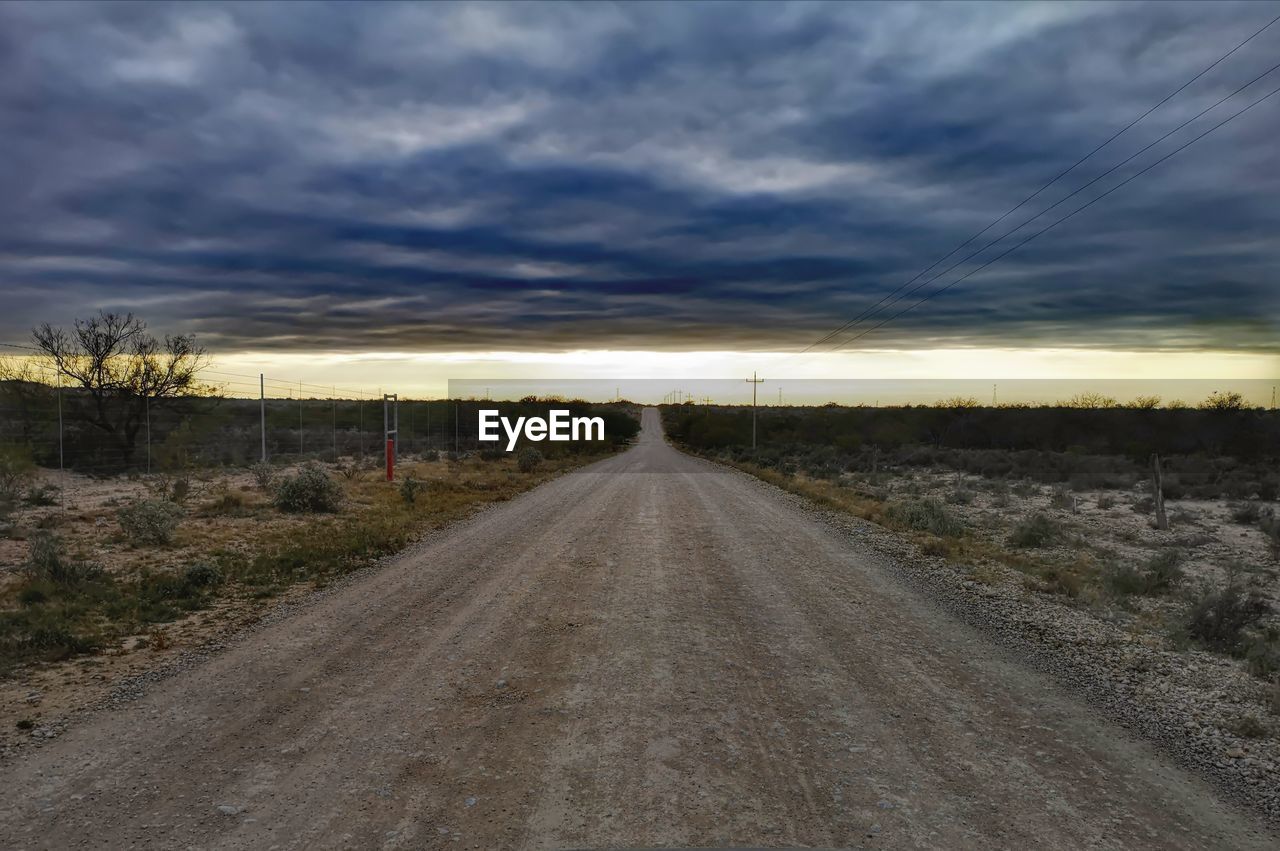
[663,404,1280,500]
[665,404,1278,458]
[0,382,639,474]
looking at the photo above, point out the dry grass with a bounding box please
[0,451,610,675]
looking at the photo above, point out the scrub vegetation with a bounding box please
[665,400,1280,687]
[0,412,636,678]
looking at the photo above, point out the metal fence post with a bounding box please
[332,386,338,462]
[259,373,266,463]
[56,374,64,471]
[298,380,304,457]
[145,394,151,474]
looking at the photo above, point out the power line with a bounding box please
[808,57,1280,356]
[834,82,1280,349]
[783,11,1280,362]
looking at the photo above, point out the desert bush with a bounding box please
[1231,503,1263,525]
[1102,563,1149,598]
[1263,516,1280,557]
[23,483,60,506]
[1145,550,1185,591]
[1103,551,1182,598]
[1131,496,1154,515]
[273,463,342,513]
[421,449,440,462]
[250,461,275,489]
[1097,494,1116,510]
[946,487,974,505]
[169,475,192,504]
[885,498,964,537]
[118,499,184,545]
[1183,584,1270,654]
[182,560,224,588]
[400,475,425,505]
[1009,513,1060,548]
[1049,485,1075,511]
[1244,629,1280,678]
[204,490,247,516]
[0,445,35,502]
[516,447,543,473]
[24,531,100,585]
[1012,480,1037,498]
[478,447,504,461]
[335,461,364,480]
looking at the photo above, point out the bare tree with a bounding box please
[32,312,210,465]
[1060,392,1119,409]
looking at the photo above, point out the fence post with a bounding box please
[298,380,304,457]
[383,393,398,480]
[1152,453,1169,531]
[332,387,338,462]
[145,394,151,475]
[259,373,266,463]
[56,374,64,471]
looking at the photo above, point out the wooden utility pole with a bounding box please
[1151,453,1169,531]
[746,371,764,449]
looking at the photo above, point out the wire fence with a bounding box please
[0,346,497,477]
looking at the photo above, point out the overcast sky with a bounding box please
[1,0,1278,359]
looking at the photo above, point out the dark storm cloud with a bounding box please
[0,0,1277,354]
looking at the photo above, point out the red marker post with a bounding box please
[385,438,394,481]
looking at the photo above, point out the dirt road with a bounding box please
[0,409,1272,849]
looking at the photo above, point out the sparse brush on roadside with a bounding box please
[0,445,35,505]
[421,449,440,462]
[516,447,543,473]
[273,463,342,513]
[1097,494,1116,510]
[400,475,425,505]
[250,461,274,489]
[1049,485,1076,512]
[885,498,964,537]
[1244,628,1280,679]
[118,498,184,545]
[946,487,974,505]
[203,490,248,517]
[23,530,101,585]
[1103,551,1183,599]
[1009,513,1060,548]
[1264,516,1280,558]
[1231,502,1263,525]
[23,483,60,506]
[1182,582,1270,656]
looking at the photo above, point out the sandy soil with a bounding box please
[0,409,1273,849]
[886,469,1279,608]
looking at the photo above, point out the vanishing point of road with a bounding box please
[0,409,1272,849]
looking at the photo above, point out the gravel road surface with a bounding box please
[0,409,1272,849]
